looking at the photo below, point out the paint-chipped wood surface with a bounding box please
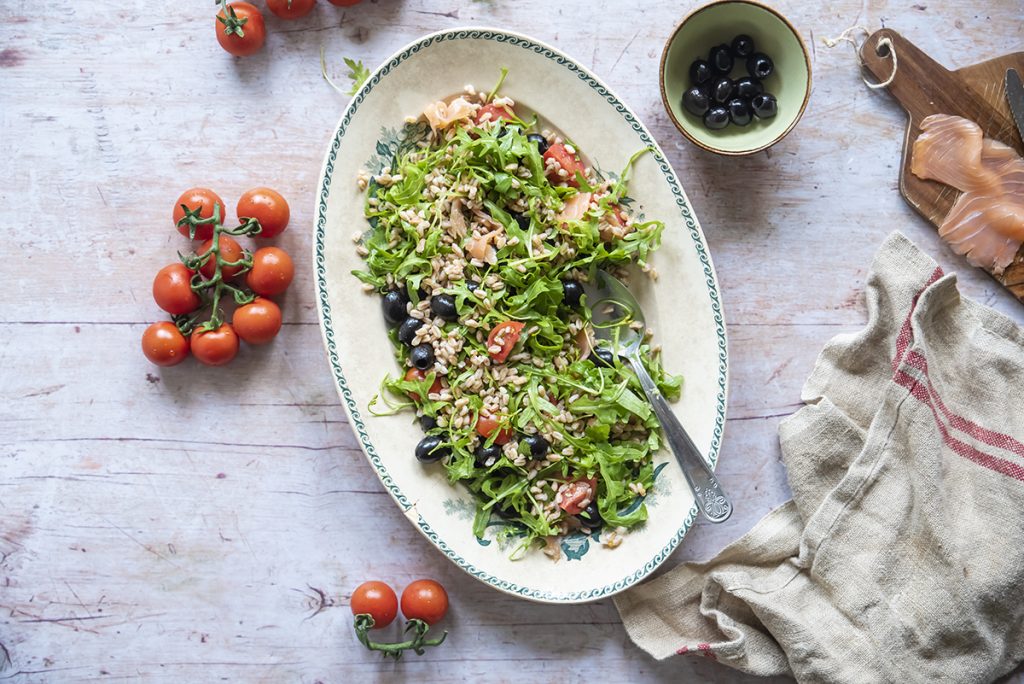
[2,1,1023,682]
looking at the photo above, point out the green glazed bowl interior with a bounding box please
[662,1,810,155]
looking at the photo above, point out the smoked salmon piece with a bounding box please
[911,114,1024,274]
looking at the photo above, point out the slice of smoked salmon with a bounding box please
[911,114,1024,274]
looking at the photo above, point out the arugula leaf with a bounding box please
[344,57,370,95]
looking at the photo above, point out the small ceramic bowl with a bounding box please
[660,0,811,156]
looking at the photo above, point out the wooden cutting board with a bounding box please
[859,29,1024,302]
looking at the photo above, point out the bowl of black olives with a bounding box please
[660,0,811,156]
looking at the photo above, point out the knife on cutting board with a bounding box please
[1006,68,1024,141]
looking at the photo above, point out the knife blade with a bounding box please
[1006,68,1024,142]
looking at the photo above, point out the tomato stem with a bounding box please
[353,615,447,659]
[175,202,262,333]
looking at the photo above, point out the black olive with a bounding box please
[415,435,450,463]
[527,133,549,155]
[734,76,763,100]
[382,289,408,326]
[726,98,752,126]
[710,77,734,104]
[410,343,435,370]
[466,280,479,292]
[746,52,774,80]
[682,86,710,117]
[708,44,733,74]
[703,106,730,130]
[689,59,713,87]
[751,92,778,119]
[578,502,604,529]
[397,317,423,346]
[589,347,617,368]
[430,293,458,321]
[420,414,438,431]
[523,434,549,460]
[475,442,502,466]
[510,211,530,231]
[731,34,755,58]
[562,280,584,308]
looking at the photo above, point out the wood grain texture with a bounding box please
[1,1,1023,682]
[860,28,1024,300]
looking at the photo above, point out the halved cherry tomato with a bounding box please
[486,321,524,363]
[173,187,225,240]
[599,203,629,241]
[236,187,290,239]
[141,322,190,367]
[266,0,316,19]
[198,235,246,280]
[152,263,201,315]
[543,143,586,188]
[191,323,239,366]
[233,298,282,345]
[474,103,516,126]
[246,246,294,296]
[216,2,266,57]
[400,579,449,625]
[476,412,513,445]
[556,477,598,515]
[404,368,443,401]
[350,581,398,629]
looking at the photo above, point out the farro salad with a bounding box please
[352,70,682,558]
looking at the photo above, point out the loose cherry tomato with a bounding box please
[246,247,294,296]
[173,188,225,241]
[351,581,398,629]
[141,322,190,367]
[153,263,201,315]
[404,367,443,401]
[328,0,363,5]
[237,187,290,238]
[233,298,282,345]
[474,103,516,126]
[486,321,524,363]
[400,579,448,625]
[266,0,316,19]
[191,323,239,366]
[557,477,598,515]
[476,412,513,445]
[198,235,246,280]
[543,143,586,188]
[216,2,266,57]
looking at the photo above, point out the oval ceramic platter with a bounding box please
[315,27,728,604]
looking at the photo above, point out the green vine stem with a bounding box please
[174,202,260,335]
[216,0,248,38]
[353,614,448,659]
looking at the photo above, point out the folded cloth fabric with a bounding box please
[615,232,1024,683]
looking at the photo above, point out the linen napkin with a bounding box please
[615,232,1024,683]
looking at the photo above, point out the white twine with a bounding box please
[823,25,898,90]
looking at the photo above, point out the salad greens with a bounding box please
[353,75,682,557]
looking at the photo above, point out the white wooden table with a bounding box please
[2,1,1023,681]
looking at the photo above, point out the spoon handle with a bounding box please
[627,354,732,524]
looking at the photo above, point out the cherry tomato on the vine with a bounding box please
[153,263,201,315]
[266,0,316,19]
[351,581,398,629]
[400,579,449,625]
[246,247,294,296]
[237,187,290,238]
[199,235,246,280]
[173,187,225,241]
[191,323,239,366]
[233,298,282,345]
[216,2,266,57]
[141,322,190,367]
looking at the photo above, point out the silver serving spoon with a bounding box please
[583,271,733,524]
